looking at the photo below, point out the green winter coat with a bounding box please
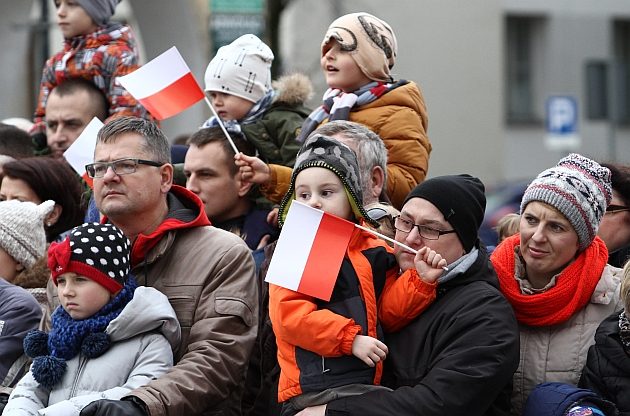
[241,73,312,167]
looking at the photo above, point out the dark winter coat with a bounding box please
[0,279,41,387]
[579,311,630,415]
[326,248,520,416]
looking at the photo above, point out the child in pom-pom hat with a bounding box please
[4,223,180,416]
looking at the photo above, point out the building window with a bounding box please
[585,61,609,120]
[505,16,545,124]
[614,20,630,125]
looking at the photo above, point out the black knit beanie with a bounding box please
[403,174,486,252]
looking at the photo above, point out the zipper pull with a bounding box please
[322,356,330,373]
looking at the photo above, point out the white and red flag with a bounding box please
[118,46,205,120]
[265,201,355,301]
[63,117,104,188]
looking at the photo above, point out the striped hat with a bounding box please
[520,153,612,251]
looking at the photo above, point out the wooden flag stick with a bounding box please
[203,96,239,154]
[354,223,449,271]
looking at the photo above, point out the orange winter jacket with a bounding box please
[261,81,430,209]
[269,226,436,402]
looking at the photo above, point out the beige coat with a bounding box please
[128,225,258,416]
[510,264,624,415]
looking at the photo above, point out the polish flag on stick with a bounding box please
[265,201,355,301]
[265,201,450,301]
[118,47,205,120]
[63,117,104,188]
[203,96,239,154]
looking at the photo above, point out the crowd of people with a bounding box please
[0,1,629,416]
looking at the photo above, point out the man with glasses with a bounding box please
[305,174,520,416]
[598,162,630,267]
[79,117,258,416]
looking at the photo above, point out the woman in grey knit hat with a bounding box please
[490,153,625,415]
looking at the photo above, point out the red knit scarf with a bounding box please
[491,234,608,327]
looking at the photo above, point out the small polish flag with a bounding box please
[265,201,355,301]
[63,117,104,188]
[118,46,205,120]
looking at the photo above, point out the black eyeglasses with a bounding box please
[85,158,163,179]
[393,216,457,240]
[605,204,630,214]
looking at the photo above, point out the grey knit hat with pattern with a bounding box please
[278,134,379,228]
[520,153,612,251]
[0,199,54,269]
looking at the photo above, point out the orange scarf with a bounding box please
[491,234,608,327]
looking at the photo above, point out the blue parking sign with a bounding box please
[545,96,579,150]
[547,96,577,134]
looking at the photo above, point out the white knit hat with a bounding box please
[0,200,54,268]
[204,34,274,103]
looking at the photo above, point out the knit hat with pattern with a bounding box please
[204,34,274,104]
[322,12,398,83]
[278,134,379,228]
[76,0,121,26]
[49,223,130,293]
[520,153,612,252]
[0,199,54,269]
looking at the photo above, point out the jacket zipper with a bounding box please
[69,354,88,398]
[321,356,330,373]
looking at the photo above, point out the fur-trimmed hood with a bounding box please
[12,255,50,290]
[272,73,313,106]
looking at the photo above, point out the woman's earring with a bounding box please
[46,222,52,227]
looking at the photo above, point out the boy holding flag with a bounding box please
[269,135,443,415]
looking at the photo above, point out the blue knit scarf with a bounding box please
[24,278,137,388]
